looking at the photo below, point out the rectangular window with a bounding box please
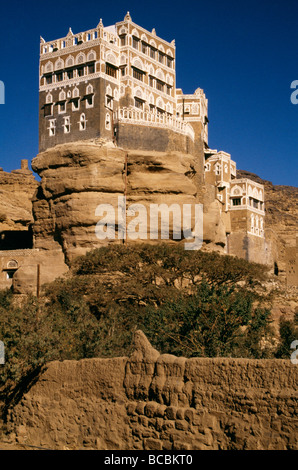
[166,85,171,96]
[106,95,113,109]
[56,72,63,82]
[142,42,147,54]
[77,66,85,77]
[59,102,66,114]
[156,80,164,92]
[44,104,52,117]
[132,68,143,82]
[167,57,173,68]
[252,199,259,209]
[149,76,154,87]
[134,98,143,110]
[106,64,117,78]
[45,75,53,85]
[88,63,95,74]
[132,37,139,50]
[232,198,241,206]
[120,35,126,46]
[121,66,126,77]
[67,70,74,80]
[158,52,164,64]
[150,47,156,59]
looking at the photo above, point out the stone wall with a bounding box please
[4,331,298,450]
[116,122,196,156]
[227,231,275,266]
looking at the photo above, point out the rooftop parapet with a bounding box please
[40,21,118,56]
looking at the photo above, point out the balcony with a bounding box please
[114,107,195,141]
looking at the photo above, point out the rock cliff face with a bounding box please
[4,331,298,450]
[0,162,38,234]
[31,141,226,264]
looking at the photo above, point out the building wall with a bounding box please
[116,122,195,154]
[227,232,272,264]
[0,249,38,290]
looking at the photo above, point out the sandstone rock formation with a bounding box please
[3,330,297,450]
[0,161,38,233]
[31,141,226,264]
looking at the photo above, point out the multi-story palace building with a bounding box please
[39,12,208,153]
[33,11,269,272]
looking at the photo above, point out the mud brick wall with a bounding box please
[4,331,298,450]
[116,123,196,156]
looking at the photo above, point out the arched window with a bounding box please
[79,113,87,131]
[7,260,18,269]
[76,52,86,64]
[55,58,64,70]
[65,56,74,68]
[87,50,96,62]
[251,214,254,232]
[156,97,165,110]
[73,87,79,98]
[46,93,53,104]
[86,84,93,95]
[45,61,54,73]
[105,113,111,130]
[215,164,221,176]
[59,90,66,101]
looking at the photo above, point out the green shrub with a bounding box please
[0,243,273,394]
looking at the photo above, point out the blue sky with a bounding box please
[0,0,297,186]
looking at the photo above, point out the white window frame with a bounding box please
[105,95,113,110]
[105,112,111,130]
[79,114,87,131]
[58,102,66,114]
[48,119,56,136]
[63,116,71,134]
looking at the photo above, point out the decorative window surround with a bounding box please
[40,71,119,92]
[48,119,56,136]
